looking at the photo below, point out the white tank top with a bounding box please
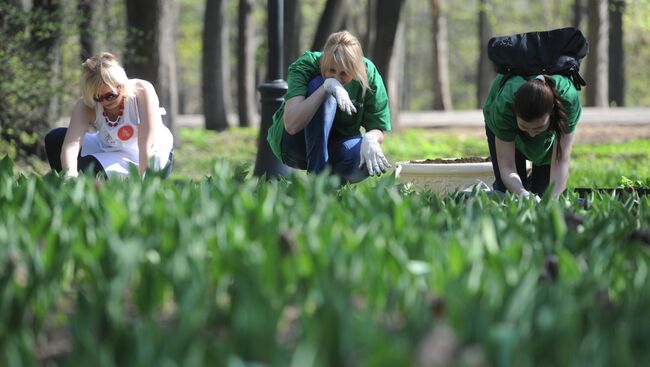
[93,80,141,152]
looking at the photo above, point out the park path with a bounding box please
[177,107,650,144]
[177,107,650,129]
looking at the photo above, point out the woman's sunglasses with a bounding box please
[94,90,120,103]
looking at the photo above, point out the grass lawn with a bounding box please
[4,126,649,188]
[171,127,650,188]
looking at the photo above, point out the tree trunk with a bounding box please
[157,0,179,143]
[9,0,23,9]
[476,0,495,109]
[586,0,609,107]
[31,0,62,128]
[237,0,258,127]
[124,0,157,83]
[78,0,102,61]
[371,0,405,86]
[284,0,302,71]
[572,0,584,28]
[432,0,452,110]
[311,0,348,51]
[202,0,231,131]
[363,0,377,54]
[389,20,403,124]
[124,0,179,142]
[608,0,624,107]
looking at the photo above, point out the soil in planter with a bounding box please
[410,156,491,164]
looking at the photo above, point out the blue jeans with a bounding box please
[485,125,551,195]
[281,76,368,184]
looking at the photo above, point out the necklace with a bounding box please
[103,99,124,128]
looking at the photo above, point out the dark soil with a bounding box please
[411,156,491,164]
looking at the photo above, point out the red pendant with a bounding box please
[117,125,134,141]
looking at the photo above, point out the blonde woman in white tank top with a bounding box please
[44,52,173,178]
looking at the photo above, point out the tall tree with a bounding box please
[363,0,377,54]
[572,0,584,28]
[389,20,404,114]
[124,0,179,140]
[432,0,452,110]
[78,0,102,61]
[476,0,494,108]
[311,0,348,51]
[586,0,609,107]
[284,0,302,71]
[32,0,63,128]
[608,0,625,106]
[237,0,258,127]
[371,0,405,126]
[371,0,405,85]
[202,0,231,131]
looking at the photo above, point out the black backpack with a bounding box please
[487,27,589,90]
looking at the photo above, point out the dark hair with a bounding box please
[514,75,568,161]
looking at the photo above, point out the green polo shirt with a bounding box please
[267,51,391,161]
[483,74,582,165]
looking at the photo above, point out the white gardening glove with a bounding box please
[63,169,79,179]
[518,189,541,203]
[359,134,391,176]
[322,78,357,115]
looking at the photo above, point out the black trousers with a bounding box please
[485,125,550,195]
[44,127,106,178]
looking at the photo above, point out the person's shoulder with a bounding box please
[288,51,322,74]
[363,56,376,68]
[74,97,95,116]
[487,74,525,101]
[131,78,154,91]
[130,79,156,97]
[551,75,579,94]
[363,57,379,74]
[295,51,322,65]
[550,75,580,104]
[501,74,527,90]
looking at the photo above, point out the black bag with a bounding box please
[487,27,589,90]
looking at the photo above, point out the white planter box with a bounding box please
[395,158,495,194]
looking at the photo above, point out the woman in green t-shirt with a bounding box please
[267,31,391,183]
[483,74,582,198]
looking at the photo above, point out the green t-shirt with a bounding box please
[267,51,391,160]
[483,74,582,165]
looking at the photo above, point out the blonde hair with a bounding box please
[80,52,130,108]
[320,31,369,96]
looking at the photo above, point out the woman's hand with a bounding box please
[135,80,162,178]
[494,137,528,194]
[359,129,390,176]
[518,189,542,203]
[61,99,94,176]
[549,131,576,196]
[322,78,357,115]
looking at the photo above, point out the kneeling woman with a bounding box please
[267,31,391,183]
[483,74,582,197]
[45,52,173,179]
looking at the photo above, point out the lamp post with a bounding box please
[253,0,292,178]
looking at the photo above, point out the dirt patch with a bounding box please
[412,157,490,164]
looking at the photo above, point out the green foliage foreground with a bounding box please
[1,155,650,366]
